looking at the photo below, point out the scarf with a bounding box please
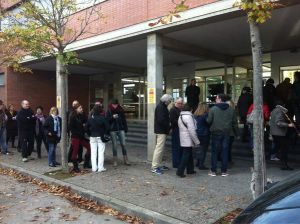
[35,114,46,135]
[52,115,61,138]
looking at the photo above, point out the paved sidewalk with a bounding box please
[0,143,298,224]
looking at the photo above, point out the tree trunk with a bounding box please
[56,56,69,173]
[249,21,267,199]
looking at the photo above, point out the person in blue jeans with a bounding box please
[194,103,210,170]
[206,94,238,177]
[170,97,184,168]
[107,99,130,167]
[44,107,61,167]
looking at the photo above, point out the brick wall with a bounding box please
[67,0,218,40]
[6,69,90,113]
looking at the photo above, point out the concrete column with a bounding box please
[147,33,163,161]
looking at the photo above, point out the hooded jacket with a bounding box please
[270,105,290,136]
[206,103,238,135]
[106,104,128,132]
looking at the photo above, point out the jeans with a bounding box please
[110,130,127,157]
[171,128,183,168]
[228,136,235,162]
[151,134,167,169]
[71,137,91,162]
[196,135,209,167]
[21,133,34,158]
[35,134,48,157]
[0,128,8,154]
[177,147,194,175]
[90,137,105,172]
[48,143,57,165]
[211,133,230,173]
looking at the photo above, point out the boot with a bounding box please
[83,154,92,169]
[72,161,80,173]
[123,155,131,166]
[113,156,118,167]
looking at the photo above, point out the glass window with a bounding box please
[0,73,5,86]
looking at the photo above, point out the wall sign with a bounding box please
[148,88,156,104]
[57,96,61,108]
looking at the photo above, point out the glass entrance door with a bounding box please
[122,76,147,120]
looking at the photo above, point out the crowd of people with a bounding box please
[0,72,299,176]
[151,72,300,177]
[0,98,130,173]
[151,93,238,177]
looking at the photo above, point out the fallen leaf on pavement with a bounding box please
[160,190,168,196]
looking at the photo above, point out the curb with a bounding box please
[0,162,191,224]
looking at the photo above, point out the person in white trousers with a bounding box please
[86,105,109,172]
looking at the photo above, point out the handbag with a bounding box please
[101,134,111,143]
[247,110,254,124]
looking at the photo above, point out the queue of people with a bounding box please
[0,98,130,174]
[0,72,299,176]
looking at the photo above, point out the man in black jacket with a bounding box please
[151,94,173,175]
[17,100,36,162]
[107,99,130,166]
[185,79,200,111]
[169,97,184,168]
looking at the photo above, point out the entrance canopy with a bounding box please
[24,3,300,75]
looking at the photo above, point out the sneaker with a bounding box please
[208,171,216,177]
[221,173,229,177]
[151,168,163,175]
[160,166,170,171]
[22,158,28,162]
[270,156,280,161]
[98,168,107,173]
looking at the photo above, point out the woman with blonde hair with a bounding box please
[194,102,210,170]
[44,107,61,167]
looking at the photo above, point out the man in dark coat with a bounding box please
[263,78,276,111]
[17,100,36,162]
[151,94,173,175]
[185,79,200,111]
[237,87,253,142]
[107,99,130,166]
[169,97,184,168]
[276,78,293,105]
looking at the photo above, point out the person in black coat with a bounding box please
[185,79,200,111]
[86,105,109,172]
[17,100,36,162]
[106,99,130,166]
[67,100,84,163]
[169,97,184,168]
[44,107,62,167]
[69,104,91,172]
[263,78,276,111]
[151,94,173,175]
[6,104,18,148]
[237,87,253,142]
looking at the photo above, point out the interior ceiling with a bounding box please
[27,3,300,74]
